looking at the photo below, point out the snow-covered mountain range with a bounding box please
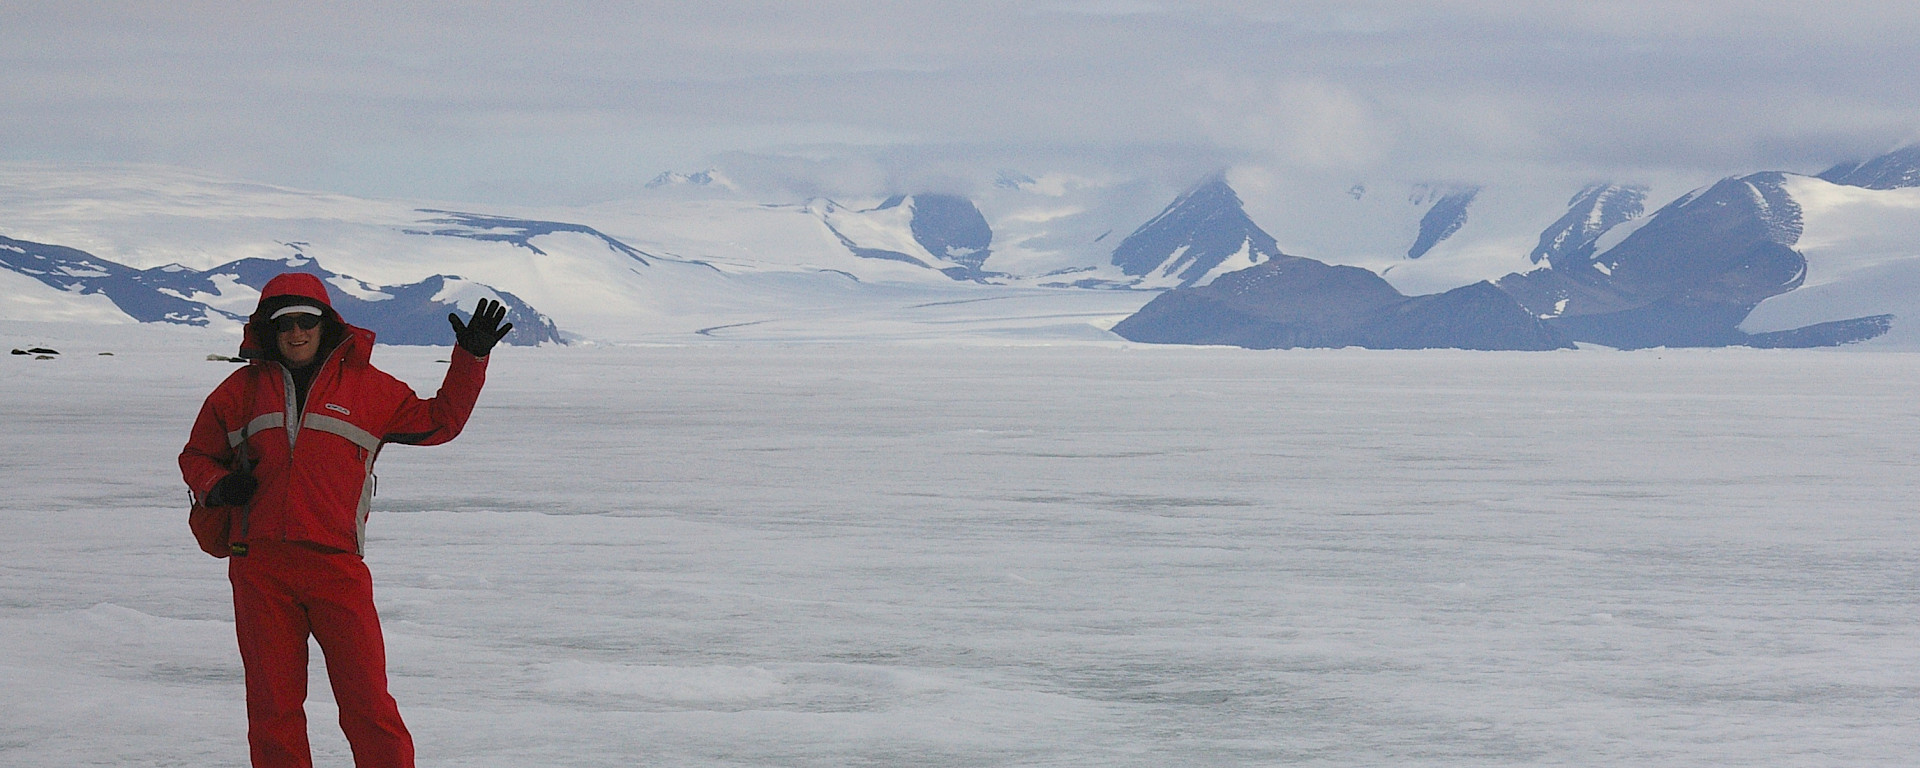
[0,165,1160,345]
[4,146,1920,349]
[0,234,562,346]
[1119,147,1920,350]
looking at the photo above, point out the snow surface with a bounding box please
[6,321,1920,766]
[0,267,136,324]
[1123,241,1267,292]
[1331,182,1596,298]
[1742,176,1920,347]
[812,198,942,268]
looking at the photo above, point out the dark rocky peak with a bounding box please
[1657,172,1804,249]
[1530,183,1649,267]
[1505,172,1804,316]
[1817,145,1920,190]
[1407,184,1481,259]
[906,194,994,275]
[1109,174,1283,287]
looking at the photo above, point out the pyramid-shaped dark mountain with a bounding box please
[1818,145,1920,190]
[1112,254,1570,350]
[1110,175,1282,287]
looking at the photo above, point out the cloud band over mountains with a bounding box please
[2,2,1917,206]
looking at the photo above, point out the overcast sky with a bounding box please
[3,1,1917,206]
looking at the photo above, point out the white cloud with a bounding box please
[1,1,1916,205]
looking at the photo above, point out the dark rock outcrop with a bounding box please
[1351,281,1572,351]
[905,194,996,281]
[1818,145,1920,190]
[1113,255,1570,350]
[1407,186,1480,260]
[406,210,653,265]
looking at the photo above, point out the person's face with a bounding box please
[274,313,323,367]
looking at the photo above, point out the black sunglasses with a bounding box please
[272,314,323,333]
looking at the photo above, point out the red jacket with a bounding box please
[179,273,488,555]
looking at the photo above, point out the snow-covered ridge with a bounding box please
[1120,145,1920,351]
[0,234,563,346]
[406,211,655,265]
[9,150,1920,349]
[1817,145,1920,190]
[1740,175,1920,343]
[0,164,1157,343]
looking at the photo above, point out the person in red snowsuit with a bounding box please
[180,272,512,768]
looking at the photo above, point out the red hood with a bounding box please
[240,272,374,362]
[258,272,334,311]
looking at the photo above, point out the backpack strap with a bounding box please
[226,367,264,556]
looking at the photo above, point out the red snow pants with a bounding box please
[230,540,415,768]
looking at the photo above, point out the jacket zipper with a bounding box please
[281,365,301,449]
[281,340,350,450]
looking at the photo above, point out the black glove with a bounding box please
[449,298,514,358]
[207,472,258,507]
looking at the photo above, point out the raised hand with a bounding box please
[449,298,515,358]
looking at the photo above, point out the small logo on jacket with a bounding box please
[325,403,352,416]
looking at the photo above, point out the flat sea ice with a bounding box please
[4,330,1918,766]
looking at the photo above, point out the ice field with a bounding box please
[5,326,1920,766]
